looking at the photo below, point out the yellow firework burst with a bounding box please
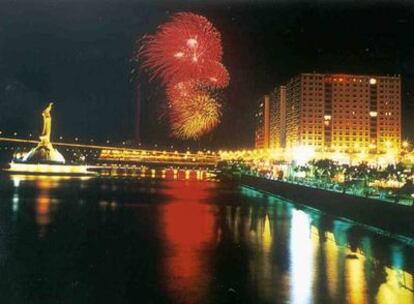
[170,93,221,140]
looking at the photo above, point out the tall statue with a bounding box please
[39,102,53,146]
[20,102,65,164]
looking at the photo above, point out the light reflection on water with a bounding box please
[290,210,314,304]
[160,181,216,303]
[0,174,413,303]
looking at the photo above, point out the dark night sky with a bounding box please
[1,0,414,149]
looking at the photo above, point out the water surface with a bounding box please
[0,175,413,303]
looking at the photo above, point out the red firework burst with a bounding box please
[166,81,196,101]
[170,60,230,89]
[140,12,224,85]
[199,60,229,88]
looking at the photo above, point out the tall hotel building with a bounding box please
[255,95,270,149]
[282,73,401,152]
[270,86,286,149]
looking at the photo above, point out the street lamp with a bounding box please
[385,141,392,149]
[401,141,410,164]
[402,140,409,149]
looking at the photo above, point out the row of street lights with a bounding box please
[0,130,218,154]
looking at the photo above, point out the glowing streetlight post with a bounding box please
[402,141,409,148]
[402,140,409,152]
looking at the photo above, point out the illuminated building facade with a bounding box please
[284,73,401,152]
[270,86,286,149]
[255,95,270,149]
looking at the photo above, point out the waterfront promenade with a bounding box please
[241,174,414,242]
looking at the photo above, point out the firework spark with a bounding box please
[200,60,230,88]
[169,92,221,140]
[140,12,224,85]
[138,12,229,139]
[166,80,196,101]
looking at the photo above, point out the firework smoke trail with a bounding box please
[139,12,230,139]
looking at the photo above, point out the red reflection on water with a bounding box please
[160,181,216,301]
[35,178,58,237]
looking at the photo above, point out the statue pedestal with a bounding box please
[7,162,95,176]
[21,143,65,164]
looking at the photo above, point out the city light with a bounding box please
[7,162,94,175]
[292,146,315,166]
[402,141,409,149]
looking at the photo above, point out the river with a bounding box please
[0,174,412,303]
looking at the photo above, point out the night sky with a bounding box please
[1,0,414,149]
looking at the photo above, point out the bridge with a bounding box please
[0,136,220,169]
